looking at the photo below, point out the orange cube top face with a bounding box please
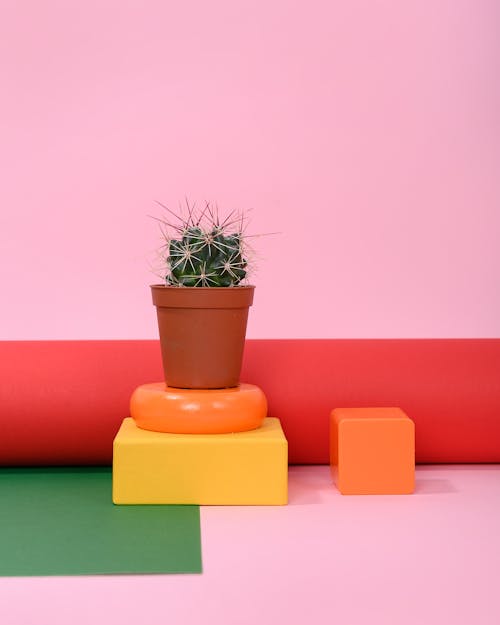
[330,407,415,495]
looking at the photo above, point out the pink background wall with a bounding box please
[1,0,499,340]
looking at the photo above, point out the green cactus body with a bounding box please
[166,226,247,287]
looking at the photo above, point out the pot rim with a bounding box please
[150,283,255,308]
[150,284,255,290]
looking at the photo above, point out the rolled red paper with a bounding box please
[0,339,499,465]
[0,341,163,465]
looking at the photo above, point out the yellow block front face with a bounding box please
[113,418,288,505]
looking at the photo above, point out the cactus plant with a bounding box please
[150,200,261,388]
[154,201,251,287]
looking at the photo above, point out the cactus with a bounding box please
[154,201,251,287]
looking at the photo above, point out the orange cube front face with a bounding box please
[330,407,415,495]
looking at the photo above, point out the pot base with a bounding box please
[130,382,267,434]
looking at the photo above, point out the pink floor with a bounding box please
[1,465,499,625]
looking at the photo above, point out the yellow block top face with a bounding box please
[113,417,288,505]
[119,416,283,443]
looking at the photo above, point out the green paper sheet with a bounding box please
[0,467,202,576]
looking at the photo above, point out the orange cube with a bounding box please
[330,407,415,495]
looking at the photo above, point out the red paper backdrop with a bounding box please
[0,340,499,465]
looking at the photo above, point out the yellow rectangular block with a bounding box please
[113,417,288,505]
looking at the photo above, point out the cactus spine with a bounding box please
[156,202,250,287]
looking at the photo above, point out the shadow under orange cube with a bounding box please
[330,407,415,495]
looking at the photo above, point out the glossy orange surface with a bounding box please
[130,382,267,434]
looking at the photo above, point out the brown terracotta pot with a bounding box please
[151,285,255,389]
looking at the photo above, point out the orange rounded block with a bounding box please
[130,382,267,434]
[330,407,415,495]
